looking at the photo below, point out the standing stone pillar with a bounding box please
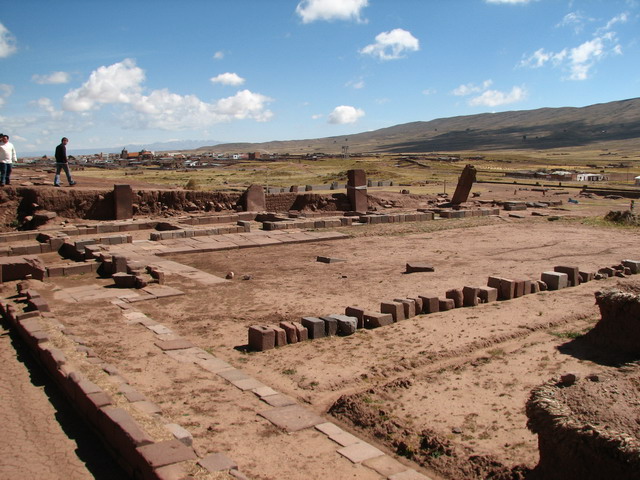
[113,184,133,220]
[451,164,477,206]
[347,169,368,213]
[242,184,266,211]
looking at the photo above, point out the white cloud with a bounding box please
[422,88,436,96]
[296,0,368,23]
[520,14,624,81]
[469,86,527,107]
[556,11,592,33]
[213,50,225,60]
[62,58,145,111]
[452,80,493,96]
[346,78,365,89]
[602,12,629,31]
[0,22,17,58]
[0,83,13,108]
[360,28,419,61]
[32,71,71,85]
[328,105,364,124]
[62,59,273,130]
[211,72,245,86]
[311,114,323,119]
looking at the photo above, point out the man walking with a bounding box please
[0,133,17,186]
[54,137,76,187]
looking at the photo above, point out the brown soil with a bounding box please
[1,177,639,479]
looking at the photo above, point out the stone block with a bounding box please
[272,326,287,347]
[462,286,481,307]
[393,299,416,319]
[301,317,325,339]
[345,306,365,329]
[445,288,463,308]
[347,169,367,187]
[136,439,197,469]
[112,254,128,274]
[578,271,594,283]
[380,301,405,321]
[164,423,193,447]
[320,316,338,336]
[329,314,357,336]
[487,276,516,300]
[439,298,455,311]
[621,260,640,274]
[362,312,394,329]
[408,297,423,314]
[530,281,540,294]
[198,452,238,472]
[113,272,137,288]
[0,255,46,282]
[27,296,50,312]
[248,325,275,351]
[541,271,568,290]
[279,322,298,343]
[598,267,615,277]
[514,280,526,298]
[554,265,580,287]
[478,287,498,303]
[98,406,154,451]
[405,263,435,273]
[418,296,440,314]
[292,322,308,341]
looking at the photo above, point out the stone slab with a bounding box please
[362,455,408,477]
[258,404,325,432]
[337,442,385,463]
[389,470,434,480]
[199,452,238,472]
[231,378,265,391]
[252,386,278,398]
[217,368,250,383]
[329,430,361,447]
[315,422,343,436]
[154,339,195,351]
[260,393,297,407]
[136,439,197,468]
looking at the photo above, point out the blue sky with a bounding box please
[1,0,639,154]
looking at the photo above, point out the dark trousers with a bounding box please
[0,163,11,185]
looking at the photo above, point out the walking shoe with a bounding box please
[54,184,60,187]
[69,181,76,186]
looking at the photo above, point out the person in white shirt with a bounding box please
[0,134,17,186]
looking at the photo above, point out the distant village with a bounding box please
[16,148,640,185]
[19,148,371,169]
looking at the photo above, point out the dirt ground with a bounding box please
[1,179,639,479]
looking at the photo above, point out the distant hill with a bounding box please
[23,139,222,158]
[196,97,640,154]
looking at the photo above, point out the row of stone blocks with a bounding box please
[0,232,132,258]
[358,212,435,224]
[248,259,640,351]
[436,208,500,219]
[0,297,199,480]
[149,222,250,241]
[249,314,374,351]
[263,218,351,231]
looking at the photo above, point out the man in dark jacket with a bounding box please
[54,137,76,187]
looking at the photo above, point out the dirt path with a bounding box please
[0,323,126,480]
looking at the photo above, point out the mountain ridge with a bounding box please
[196,97,640,154]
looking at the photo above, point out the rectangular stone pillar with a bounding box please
[347,169,368,213]
[113,184,133,220]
